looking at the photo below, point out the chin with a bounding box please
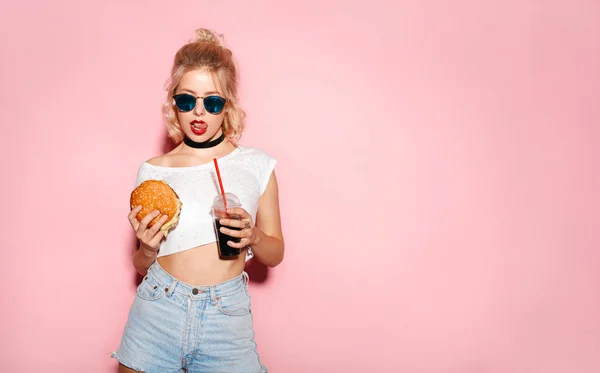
[204,130,223,140]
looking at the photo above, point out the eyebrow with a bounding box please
[178,88,221,96]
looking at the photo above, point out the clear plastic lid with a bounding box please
[212,192,241,209]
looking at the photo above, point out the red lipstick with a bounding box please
[190,120,207,135]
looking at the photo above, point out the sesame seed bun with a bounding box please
[130,180,182,237]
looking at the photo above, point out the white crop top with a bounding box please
[133,146,277,259]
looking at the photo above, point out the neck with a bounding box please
[183,130,225,149]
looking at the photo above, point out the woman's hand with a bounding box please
[218,207,261,249]
[128,205,168,252]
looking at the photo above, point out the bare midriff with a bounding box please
[157,242,247,285]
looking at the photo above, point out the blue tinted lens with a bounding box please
[204,96,226,114]
[174,94,196,112]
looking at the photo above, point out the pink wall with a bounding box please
[1,0,599,372]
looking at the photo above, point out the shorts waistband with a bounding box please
[145,260,249,301]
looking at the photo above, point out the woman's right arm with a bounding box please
[133,246,158,276]
[128,206,168,276]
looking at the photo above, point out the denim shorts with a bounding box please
[112,261,267,373]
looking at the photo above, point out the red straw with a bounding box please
[213,158,228,211]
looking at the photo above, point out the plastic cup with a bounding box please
[212,192,242,257]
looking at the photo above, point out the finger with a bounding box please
[147,228,166,248]
[227,207,250,218]
[227,238,249,249]
[219,226,247,238]
[148,214,169,236]
[128,205,142,220]
[219,218,245,229]
[128,206,143,230]
[138,210,161,233]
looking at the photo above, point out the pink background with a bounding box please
[1,0,599,372]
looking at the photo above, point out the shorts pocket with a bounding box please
[217,287,251,316]
[136,276,165,301]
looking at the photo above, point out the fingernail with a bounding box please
[161,215,168,221]
[219,227,225,233]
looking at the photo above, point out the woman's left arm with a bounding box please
[222,171,285,267]
[249,171,285,267]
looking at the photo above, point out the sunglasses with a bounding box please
[172,93,228,114]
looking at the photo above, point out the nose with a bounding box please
[193,98,205,116]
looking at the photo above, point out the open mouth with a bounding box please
[190,120,207,135]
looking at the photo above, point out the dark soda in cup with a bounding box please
[212,193,242,257]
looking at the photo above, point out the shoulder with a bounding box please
[144,154,172,167]
[143,145,185,167]
[235,145,278,194]
[133,154,172,186]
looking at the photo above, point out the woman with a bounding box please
[112,28,284,373]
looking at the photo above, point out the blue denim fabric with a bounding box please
[112,261,267,373]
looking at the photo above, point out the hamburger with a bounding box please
[130,180,182,237]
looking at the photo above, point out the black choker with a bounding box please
[183,132,226,149]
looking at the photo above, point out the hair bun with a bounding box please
[192,28,223,46]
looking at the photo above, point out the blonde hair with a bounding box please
[163,28,245,144]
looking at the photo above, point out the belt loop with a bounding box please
[242,271,249,286]
[209,285,216,303]
[166,279,177,298]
